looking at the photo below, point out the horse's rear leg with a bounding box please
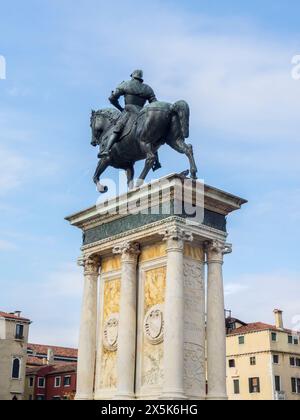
[136,143,156,188]
[126,165,135,190]
[168,138,198,179]
[93,157,110,193]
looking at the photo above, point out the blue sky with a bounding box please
[0,0,300,346]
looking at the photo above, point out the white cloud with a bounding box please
[1,262,83,347]
[60,4,300,142]
[0,239,16,251]
[225,272,300,329]
[0,147,29,194]
[225,283,249,297]
[42,263,83,298]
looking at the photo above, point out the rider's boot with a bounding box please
[98,132,119,158]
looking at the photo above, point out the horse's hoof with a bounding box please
[96,183,108,193]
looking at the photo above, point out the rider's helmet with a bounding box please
[130,69,144,82]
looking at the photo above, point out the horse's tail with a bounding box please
[171,100,190,138]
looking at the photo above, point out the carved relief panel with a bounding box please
[99,257,121,390]
[183,245,206,398]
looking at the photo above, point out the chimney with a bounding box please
[274,309,284,330]
[14,311,21,318]
[47,348,55,365]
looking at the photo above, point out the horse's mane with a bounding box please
[91,108,120,125]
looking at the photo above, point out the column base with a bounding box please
[113,393,136,400]
[160,391,188,400]
[75,393,94,400]
[206,394,228,401]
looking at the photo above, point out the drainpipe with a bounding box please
[269,353,275,400]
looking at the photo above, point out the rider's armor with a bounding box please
[100,71,159,161]
[109,78,157,134]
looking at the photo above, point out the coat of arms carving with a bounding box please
[144,305,164,345]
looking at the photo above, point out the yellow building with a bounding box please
[226,310,300,400]
[0,311,31,400]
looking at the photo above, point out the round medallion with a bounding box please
[144,305,164,345]
[103,313,119,352]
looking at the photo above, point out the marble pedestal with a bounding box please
[66,174,247,400]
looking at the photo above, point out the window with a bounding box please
[238,336,245,345]
[63,376,71,387]
[291,378,300,394]
[271,332,277,342]
[250,357,256,366]
[296,358,300,367]
[29,377,34,387]
[275,376,281,392]
[15,324,24,340]
[54,376,61,388]
[289,335,299,345]
[12,358,20,379]
[249,377,260,394]
[52,396,61,400]
[290,357,296,366]
[229,359,235,368]
[38,377,45,388]
[273,355,279,365]
[233,379,240,395]
[36,395,45,400]
[29,395,33,400]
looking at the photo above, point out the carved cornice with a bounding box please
[78,255,100,275]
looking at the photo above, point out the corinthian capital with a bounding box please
[160,226,193,243]
[113,241,140,259]
[78,255,100,275]
[205,240,232,262]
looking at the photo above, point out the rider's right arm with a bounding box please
[109,82,126,111]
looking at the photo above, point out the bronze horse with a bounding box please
[90,100,198,193]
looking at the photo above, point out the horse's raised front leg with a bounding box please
[136,143,156,188]
[93,157,110,193]
[126,165,135,190]
[169,138,198,179]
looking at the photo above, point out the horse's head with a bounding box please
[90,108,120,147]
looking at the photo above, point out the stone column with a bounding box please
[76,255,100,400]
[113,241,140,399]
[206,240,232,400]
[161,227,193,400]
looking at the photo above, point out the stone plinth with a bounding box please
[65,174,247,400]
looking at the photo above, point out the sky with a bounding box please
[0,0,300,347]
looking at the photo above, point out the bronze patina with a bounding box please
[91,70,198,193]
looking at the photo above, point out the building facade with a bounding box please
[226,310,300,400]
[25,363,77,400]
[24,343,77,400]
[27,343,77,367]
[0,311,31,400]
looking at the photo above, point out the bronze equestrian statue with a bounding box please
[91,69,198,193]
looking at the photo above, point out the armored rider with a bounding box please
[100,70,161,170]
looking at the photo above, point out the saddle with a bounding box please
[119,109,139,141]
[110,104,140,142]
